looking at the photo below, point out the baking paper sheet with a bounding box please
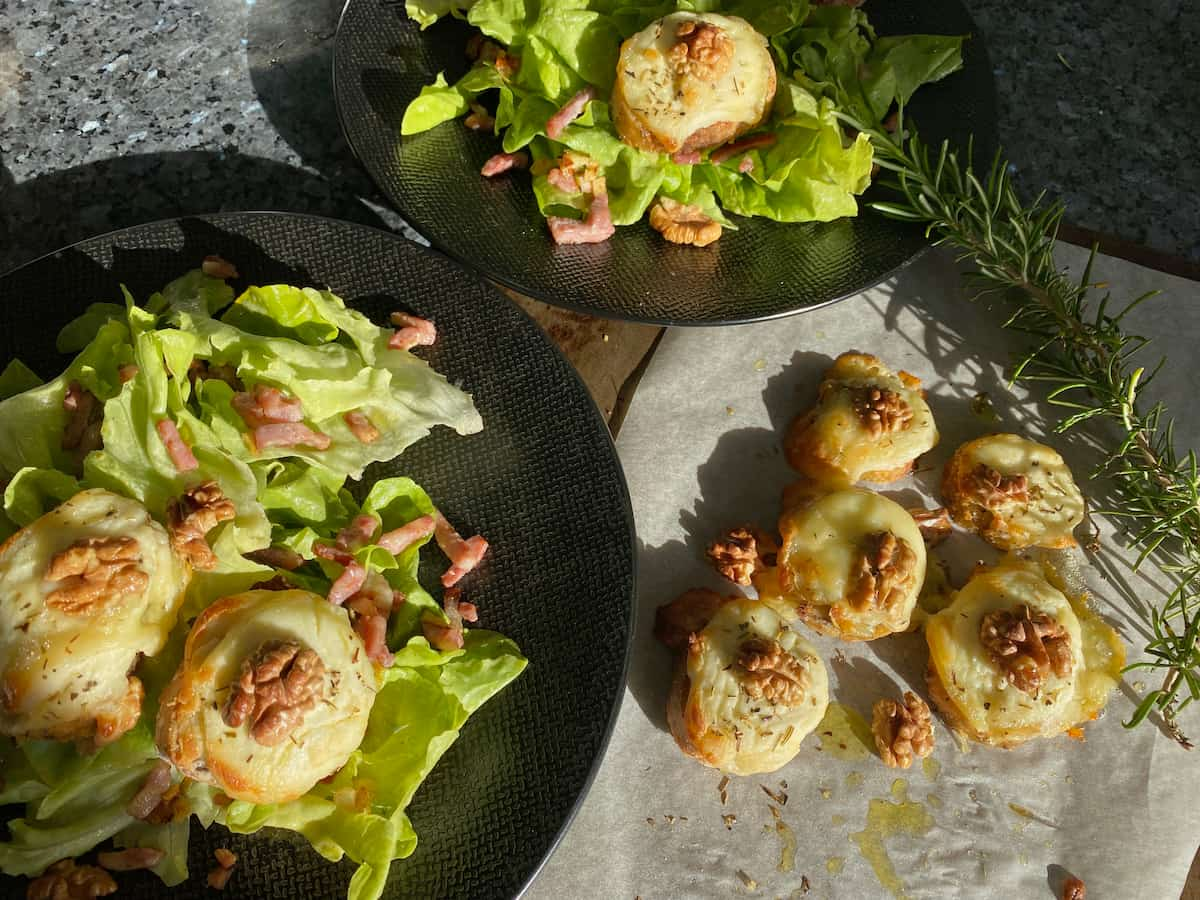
[528,244,1200,900]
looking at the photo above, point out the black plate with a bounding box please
[0,213,635,899]
[332,0,997,325]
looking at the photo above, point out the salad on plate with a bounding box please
[401,0,966,245]
[0,258,526,900]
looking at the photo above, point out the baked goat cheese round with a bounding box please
[942,433,1085,549]
[756,485,927,640]
[668,597,828,775]
[784,352,939,485]
[612,12,776,155]
[0,489,189,746]
[156,589,378,804]
[924,555,1123,748]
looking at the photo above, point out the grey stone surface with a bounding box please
[0,0,1196,274]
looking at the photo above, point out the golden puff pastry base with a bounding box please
[924,555,1124,748]
[0,489,189,745]
[942,432,1085,550]
[756,485,927,642]
[784,352,939,486]
[612,12,776,155]
[156,588,378,805]
[667,596,828,775]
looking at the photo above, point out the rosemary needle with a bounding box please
[850,109,1199,747]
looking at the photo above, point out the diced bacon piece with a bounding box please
[207,865,234,890]
[344,410,380,443]
[201,255,239,280]
[118,364,140,383]
[377,514,435,555]
[433,511,489,587]
[328,560,367,606]
[710,133,777,164]
[547,176,615,245]
[424,620,465,651]
[355,613,394,667]
[481,151,529,177]
[127,761,172,820]
[672,150,702,165]
[546,87,595,139]
[738,156,755,174]
[464,102,495,131]
[336,515,379,551]
[546,165,579,193]
[350,571,394,616]
[252,423,331,451]
[214,849,238,870]
[313,542,354,566]
[245,546,304,570]
[388,312,438,351]
[458,601,479,623]
[232,384,304,428]
[97,847,166,871]
[156,419,199,472]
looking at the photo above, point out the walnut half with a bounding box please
[26,860,117,900]
[968,463,1029,506]
[845,531,917,613]
[223,640,327,746]
[44,537,148,615]
[737,636,808,707]
[979,604,1073,696]
[649,197,723,247]
[167,481,237,570]
[668,20,734,81]
[872,691,934,769]
[851,386,912,438]
[706,526,776,586]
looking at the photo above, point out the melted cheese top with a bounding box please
[775,487,926,637]
[926,556,1123,741]
[0,489,189,740]
[805,355,938,483]
[686,598,828,775]
[617,13,775,152]
[965,433,1085,546]
[157,589,378,804]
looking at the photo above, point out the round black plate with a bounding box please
[0,213,635,900]
[332,0,997,325]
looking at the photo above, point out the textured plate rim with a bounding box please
[329,0,950,328]
[0,209,638,900]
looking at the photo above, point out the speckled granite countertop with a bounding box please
[0,0,1196,273]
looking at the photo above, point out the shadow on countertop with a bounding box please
[0,150,387,273]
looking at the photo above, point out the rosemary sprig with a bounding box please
[851,110,1200,747]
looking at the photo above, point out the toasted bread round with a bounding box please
[613,12,776,155]
[667,596,828,775]
[0,489,189,745]
[156,589,377,804]
[941,433,1085,550]
[924,555,1123,748]
[784,352,938,486]
[755,485,926,641]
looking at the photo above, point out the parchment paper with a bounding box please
[528,244,1200,900]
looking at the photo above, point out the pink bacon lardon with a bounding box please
[156,420,199,472]
[252,422,331,451]
[231,384,304,428]
[343,410,380,444]
[336,514,379,552]
[546,165,579,193]
[481,151,529,178]
[547,176,615,245]
[710,133,776,165]
[424,586,467,651]
[345,572,398,666]
[328,559,367,607]
[433,510,489,588]
[671,150,701,165]
[389,312,437,351]
[546,87,595,139]
[377,515,435,555]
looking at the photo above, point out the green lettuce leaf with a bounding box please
[401,73,470,135]
[0,360,43,401]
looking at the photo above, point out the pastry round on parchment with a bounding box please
[156,588,378,804]
[755,485,926,641]
[612,12,776,155]
[0,489,189,746]
[924,555,1123,748]
[667,596,828,775]
[784,352,939,485]
[941,433,1085,550]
